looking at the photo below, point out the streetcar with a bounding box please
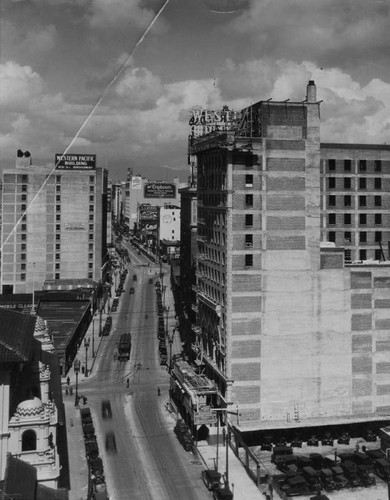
[118,332,131,361]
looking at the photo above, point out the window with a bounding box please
[375,213,382,225]
[89,175,94,183]
[89,224,94,231]
[21,185,27,192]
[245,214,253,226]
[245,234,253,247]
[375,249,382,260]
[328,232,336,242]
[89,215,94,221]
[328,159,336,171]
[22,430,36,451]
[21,234,26,241]
[21,254,26,260]
[359,249,367,260]
[89,195,94,202]
[359,214,367,225]
[56,195,61,202]
[359,178,366,189]
[245,194,253,207]
[56,205,61,211]
[88,272,93,279]
[344,231,351,242]
[55,254,60,260]
[56,214,60,221]
[359,160,367,171]
[375,231,382,242]
[55,273,60,279]
[329,178,336,189]
[55,263,60,270]
[375,178,382,189]
[56,234,60,240]
[344,178,351,189]
[21,194,27,201]
[89,244,94,250]
[21,273,26,281]
[344,195,351,207]
[56,185,61,192]
[56,244,60,250]
[360,232,367,243]
[56,175,61,183]
[328,195,336,207]
[21,204,26,211]
[21,175,28,183]
[375,160,382,172]
[245,254,253,266]
[89,205,94,212]
[90,185,94,192]
[245,174,253,187]
[88,263,93,269]
[89,234,94,240]
[344,159,352,171]
[21,263,26,270]
[56,224,60,231]
[375,196,382,207]
[89,253,93,260]
[21,244,26,251]
[328,213,336,225]
[21,224,26,231]
[344,213,351,224]
[359,196,366,207]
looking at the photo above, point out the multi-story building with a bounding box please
[179,184,198,354]
[187,81,390,434]
[123,169,182,232]
[321,144,390,263]
[1,151,108,294]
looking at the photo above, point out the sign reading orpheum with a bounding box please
[55,154,96,170]
[144,182,176,199]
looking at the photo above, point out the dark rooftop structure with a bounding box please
[0,308,36,363]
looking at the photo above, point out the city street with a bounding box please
[76,246,207,500]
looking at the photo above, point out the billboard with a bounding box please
[139,204,158,221]
[55,154,96,170]
[189,107,242,137]
[144,182,176,199]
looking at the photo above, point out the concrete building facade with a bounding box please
[188,81,390,432]
[1,152,108,294]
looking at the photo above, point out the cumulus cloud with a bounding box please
[115,67,164,109]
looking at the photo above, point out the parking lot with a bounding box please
[242,436,390,499]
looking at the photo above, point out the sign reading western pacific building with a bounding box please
[55,154,96,170]
[144,183,176,199]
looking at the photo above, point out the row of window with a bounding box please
[328,231,384,243]
[328,195,381,207]
[328,213,383,225]
[328,177,382,189]
[328,159,383,172]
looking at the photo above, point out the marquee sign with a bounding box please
[55,154,96,170]
[144,183,176,199]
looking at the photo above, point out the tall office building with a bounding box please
[188,81,390,431]
[1,151,108,294]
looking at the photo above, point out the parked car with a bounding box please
[341,461,360,487]
[271,445,293,463]
[337,432,350,445]
[356,464,376,486]
[331,466,349,489]
[374,458,390,481]
[302,466,322,491]
[321,433,333,446]
[129,287,135,294]
[320,468,337,491]
[212,486,233,500]
[281,475,309,497]
[307,435,319,446]
[202,470,222,491]
[363,429,377,442]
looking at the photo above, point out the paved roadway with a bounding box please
[77,246,207,500]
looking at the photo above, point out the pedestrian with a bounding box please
[69,387,73,396]
[65,387,69,396]
[355,442,360,453]
[157,387,161,396]
[362,445,367,453]
[126,378,129,388]
[66,376,70,385]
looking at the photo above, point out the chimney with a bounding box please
[306,80,317,103]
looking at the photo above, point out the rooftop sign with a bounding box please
[55,154,96,170]
[144,183,176,199]
[189,107,242,137]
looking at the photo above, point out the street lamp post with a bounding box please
[84,337,90,376]
[74,359,81,406]
[91,318,95,358]
[165,305,170,336]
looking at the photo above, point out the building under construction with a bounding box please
[186,80,390,438]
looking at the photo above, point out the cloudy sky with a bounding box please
[1,0,390,181]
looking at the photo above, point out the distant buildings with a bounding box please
[184,81,390,433]
[0,151,108,295]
